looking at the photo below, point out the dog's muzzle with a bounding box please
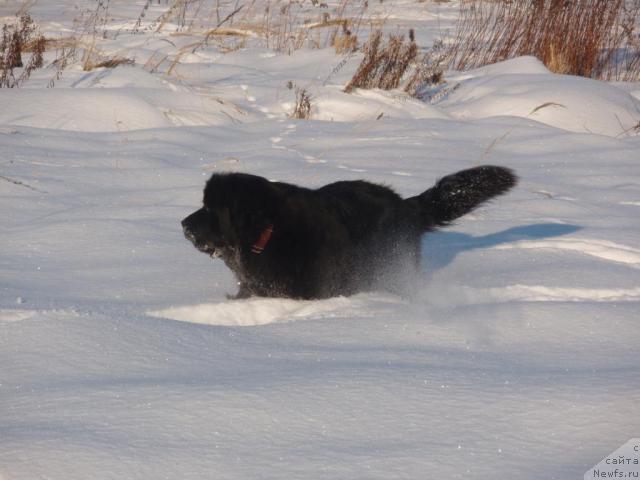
[182,221,197,244]
[182,218,222,258]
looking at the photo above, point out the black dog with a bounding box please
[182,166,517,299]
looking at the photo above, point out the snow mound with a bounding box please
[0,89,171,132]
[0,88,242,132]
[313,87,451,122]
[0,309,36,323]
[70,64,175,90]
[450,55,551,81]
[441,57,640,136]
[148,294,402,326]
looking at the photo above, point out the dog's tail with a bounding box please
[405,165,517,230]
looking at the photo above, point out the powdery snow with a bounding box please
[148,294,403,327]
[441,57,640,136]
[1,1,639,479]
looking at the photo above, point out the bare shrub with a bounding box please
[605,1,640,81]
[448,0,640,81]
[404,38,447,97]
[132,0,155,34]
[0,14,45,88]
[47,38,79,88]
[85,0,112,39]
[344,29,418,93]
[290,83,312,119]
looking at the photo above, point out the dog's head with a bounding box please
[181,173,281,258]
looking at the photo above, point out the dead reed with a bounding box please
[449,0,640,80]
[344,29,417,93]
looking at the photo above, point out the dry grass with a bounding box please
[0,14,45,88]
[448,0,640,80]
[34,0,371,82]
[344,30,418,93]
[43,0,114,83]
[143,50,169,73]
[84,55,135,71]
[27,36,77,52]
[332,22,358,54]
[149,0,366,54]
[166,4,245,75]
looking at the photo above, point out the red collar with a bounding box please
[251,224,274,254]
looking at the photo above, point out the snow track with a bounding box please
[495,238,640,268]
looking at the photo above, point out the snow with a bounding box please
[1,1,639,479]
[148,293,403,327]
[441,57,640,136]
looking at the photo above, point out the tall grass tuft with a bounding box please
[449,0,640,81]
[344,29,417,93]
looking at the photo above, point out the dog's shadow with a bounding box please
[421,223,582,272]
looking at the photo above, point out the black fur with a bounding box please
[181,166,517,299]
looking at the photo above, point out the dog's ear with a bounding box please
[237,178,282,231]
[205,173,283,237]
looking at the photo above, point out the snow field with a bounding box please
[1,1,640,478]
